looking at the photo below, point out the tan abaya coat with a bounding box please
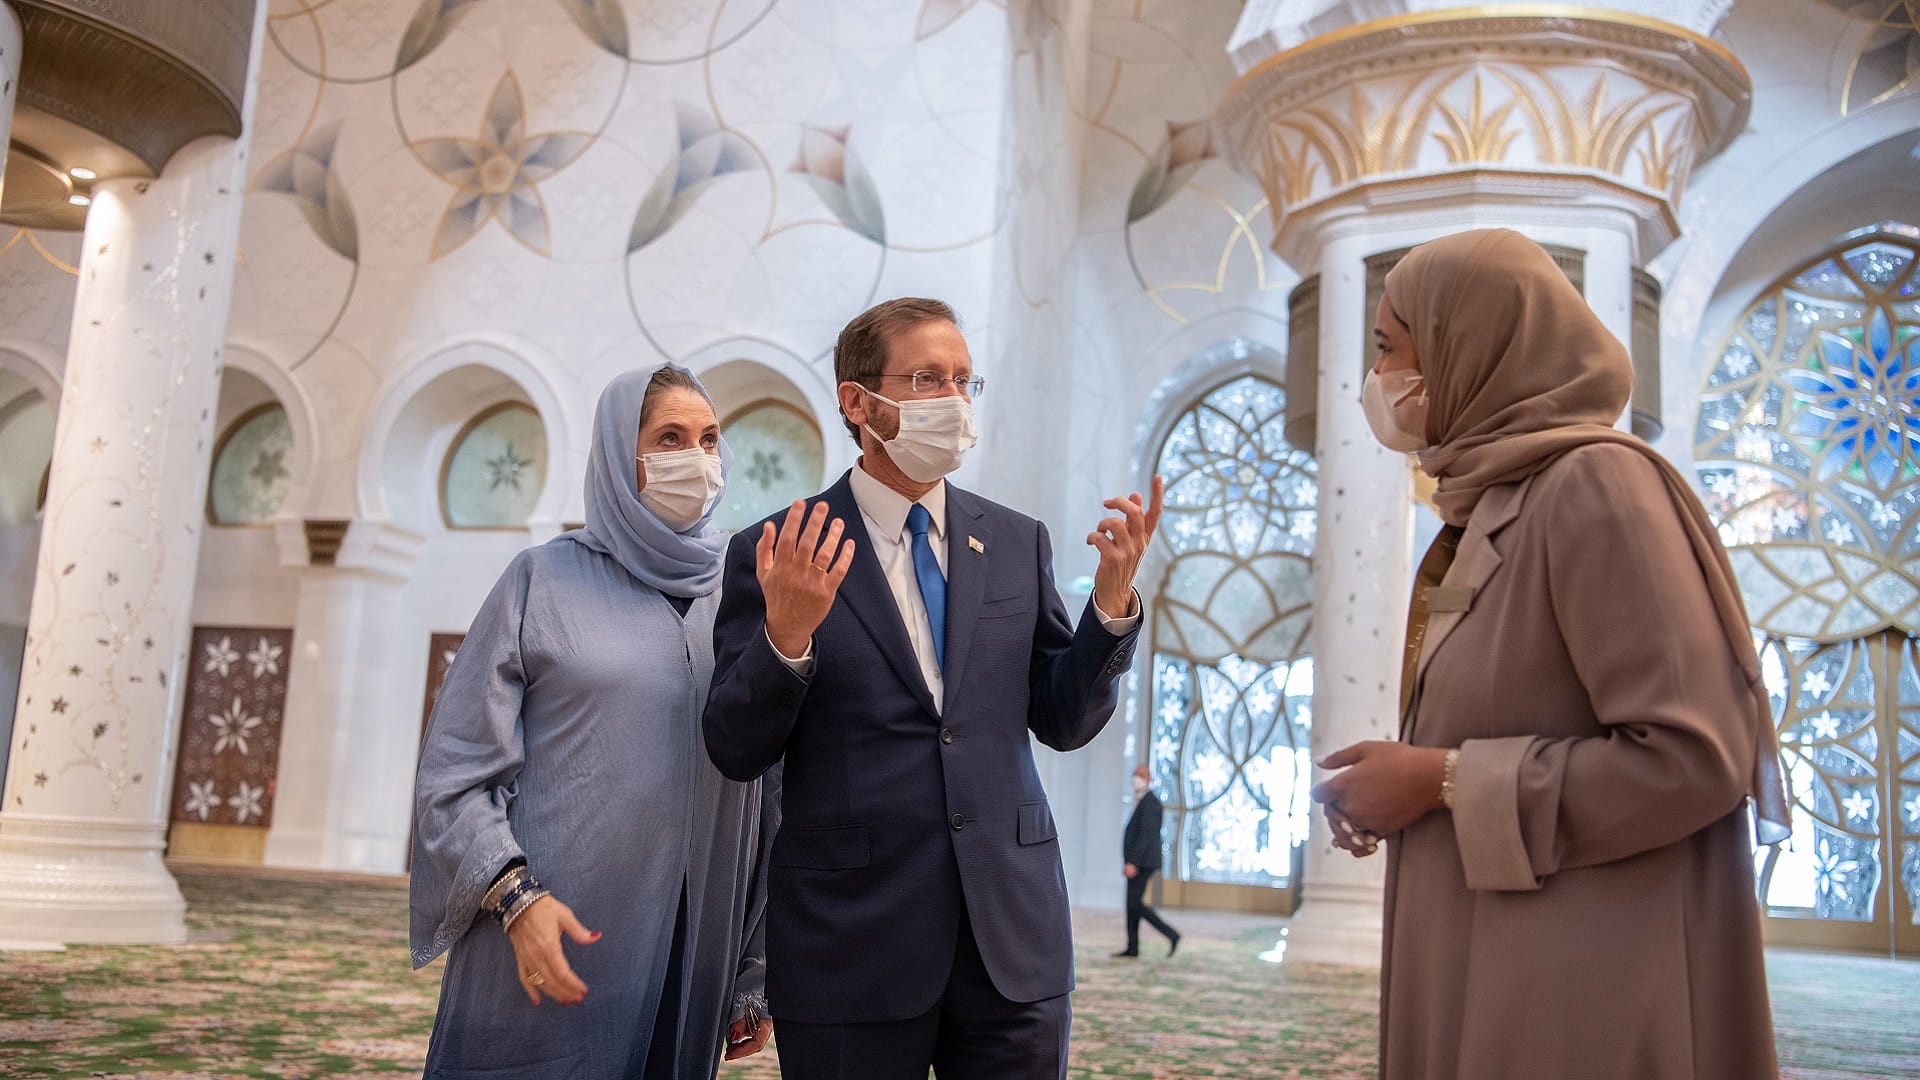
[1384,441,1778,1079]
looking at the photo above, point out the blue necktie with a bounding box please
[906,503,946,671]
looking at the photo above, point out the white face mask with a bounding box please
[1131,776,1150,796]
[1361,368,1430,453]
[863,388,978,483]
[638,447,724,532]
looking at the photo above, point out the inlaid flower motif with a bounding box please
[183,780,222,821]
[788,125,885,243]
[1126,119,1219,226]
[415,71,594,259]
[484,442,533,491]
[253,119,359,261]
[247,637,285,679]
[744,449,789,490]
[250,449,289,488]
[203,637,239,678]
[627,102,759,253]
[209,697,263,757]
[1783,307,1920,488]
[229,781,266,825]
[1812,836,1863,902]
[1841,790,1874,821]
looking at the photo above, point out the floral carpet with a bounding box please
[0,866,1913,1079]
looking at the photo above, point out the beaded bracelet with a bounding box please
[482,864,528,914]
[1440,748,1460,809]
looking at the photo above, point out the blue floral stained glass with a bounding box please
[1697,224,1920,936]
[1150,373,1317,888]
[713,402,824,533]
[1695,224,1920,640]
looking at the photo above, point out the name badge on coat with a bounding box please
[1425,586,1475,612]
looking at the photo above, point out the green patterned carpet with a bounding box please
[0,866,1913,1078]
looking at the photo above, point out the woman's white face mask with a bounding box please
[638,447,724,532]
[1362,369,1430,453]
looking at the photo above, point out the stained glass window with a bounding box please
[0,392,54,525]
[208,405,294,525]
[714,401,825,532]
[442,403,547,529]
[1695,224,1920,640]
[1150,373,1317,888]
[1696,223,1920,938]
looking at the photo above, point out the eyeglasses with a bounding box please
[876,371,986,398]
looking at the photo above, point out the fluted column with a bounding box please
[1217,1,1750,966]
[0,9,267,947]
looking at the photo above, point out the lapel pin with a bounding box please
[968,536,985,553]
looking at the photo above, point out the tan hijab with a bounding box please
[1386,228,1789,843]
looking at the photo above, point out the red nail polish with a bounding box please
[590,931,602,940]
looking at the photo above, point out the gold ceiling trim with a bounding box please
[1223,5,1747,109]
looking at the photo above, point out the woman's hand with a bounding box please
[724,1018,773,1060]
[505,895,599,1006]
[1325,803,1380,858]
[1310,741,1450,838]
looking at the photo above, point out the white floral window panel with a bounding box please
[1149,372,1319,889]
[443,403,547,529]
[0,392,55,525]
[209,405,295,525]
[714,401,824,533]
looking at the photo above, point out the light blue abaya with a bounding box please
[410,367,774,1079]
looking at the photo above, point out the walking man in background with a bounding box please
[1116,763,1179,958]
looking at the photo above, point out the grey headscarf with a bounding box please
[573,365,732,596]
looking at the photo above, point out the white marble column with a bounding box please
[0,4,19,185]
[263,523,422,875]
[0,6,269,946]
[1217,2,1750,965]
[1285,230,1412,966]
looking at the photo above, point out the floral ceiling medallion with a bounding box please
[416,70,594,259]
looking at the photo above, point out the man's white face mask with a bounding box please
[638,447,724,532]
[1131,775,1150,796]
[863,388,978,483]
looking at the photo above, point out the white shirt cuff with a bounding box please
[1094,589,1142,635]
[768,629,815,676]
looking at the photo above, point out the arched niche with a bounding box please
[359,338,575,534]
[0,370,55,526]
[697,358,829,531]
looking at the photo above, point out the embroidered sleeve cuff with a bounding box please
[1451,736,1544,892]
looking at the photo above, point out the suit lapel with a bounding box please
[820,473,939,718]
[1412,475,1534,690]
[940,487,991,714]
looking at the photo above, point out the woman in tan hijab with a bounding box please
[1310,228,1790,1080]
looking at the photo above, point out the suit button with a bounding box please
[950,813,965,830]
[940,728,955,744]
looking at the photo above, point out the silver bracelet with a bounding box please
[483,864,528,914]
[1440,748,1460,809]
[499,887,551,932]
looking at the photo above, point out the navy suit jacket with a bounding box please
[703,471,1140,1024]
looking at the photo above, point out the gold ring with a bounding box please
[525,971,546,986]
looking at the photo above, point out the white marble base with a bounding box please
[0,812,186,945]
[1279,878,1385,969]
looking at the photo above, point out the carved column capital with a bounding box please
[1216,6,1751,263]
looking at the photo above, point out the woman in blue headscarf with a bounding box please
[410,365,776,1079]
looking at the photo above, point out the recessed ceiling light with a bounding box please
[68,194,90,206]
[68,166,97,180]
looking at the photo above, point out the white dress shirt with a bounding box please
[773,462,1141,713]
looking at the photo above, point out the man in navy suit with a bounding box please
[703,297,1161,1079]
[1115,763,1180,958]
